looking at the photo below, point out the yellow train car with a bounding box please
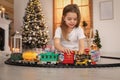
[22,50,38,63]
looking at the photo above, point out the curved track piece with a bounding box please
[4,56,120,68]
[101,56,120,60]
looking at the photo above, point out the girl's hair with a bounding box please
[60,4,81,40]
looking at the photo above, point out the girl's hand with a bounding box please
[62,48,72,54]
[78,51,84,55]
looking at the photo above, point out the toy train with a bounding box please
[10,49,96,66]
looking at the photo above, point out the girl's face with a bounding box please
[63,12,77,29]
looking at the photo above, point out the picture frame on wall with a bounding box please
[99,0,113,20]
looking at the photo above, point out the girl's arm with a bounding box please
[54,38,71,53]
[54,38,64,51]
[78,39,85,54]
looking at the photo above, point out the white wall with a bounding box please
[93,0,120,57]
[14,0,28,31]
[14,0,120,57]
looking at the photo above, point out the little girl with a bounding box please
[54,4,85,54]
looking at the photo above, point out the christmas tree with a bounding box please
[22,0,49,49]
[93,30,102,49]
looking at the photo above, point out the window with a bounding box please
[53,0,93,37]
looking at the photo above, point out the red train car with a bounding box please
[62,52,74,64]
